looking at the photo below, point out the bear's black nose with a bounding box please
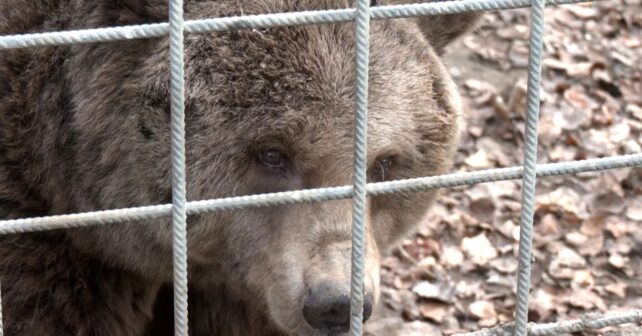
[302,283,373,334]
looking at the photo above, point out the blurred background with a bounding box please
[366,1,642,335]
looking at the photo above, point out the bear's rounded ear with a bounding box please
[417,12,482,55]
[386,1,482,54]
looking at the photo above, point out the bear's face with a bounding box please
[66,1,478,334]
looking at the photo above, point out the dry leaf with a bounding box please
[397,321,441,336]
[554,9,584,29]
[476,138,514,167]
[578,234,605,257]
[580,216,604,236]
[563,87,596,110]
[364,317,404,336]
[627,104,642,121]
[590,192,627,215]
[608,123,631,143]
[625,196,642,220]
[539,113,563,145]
[496,25,529,40]
[536,187,588,220]
[455,281,479,300]
[566,62,593,78]
[582,129,617,156]
[489,257,518,274]
[461,233,499,265]
[486,273,514,289]
[561,288,607,311]
[604,216,635,238]
[469,197,496,224]
[572,269,594,287]
[608,253,628,269]
[469,300,498,327]
[441,245,464,268]
[604,283,627,298]
[552,100,592,130]
[419,302,450,323]
[565,232,588,247]
[412,281,455,303]
[537,214,561,236]
[529,288,556,321]
[566,4,598,19]
[558,248,586,267]
[465,149,492,169]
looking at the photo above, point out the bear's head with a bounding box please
[64,0,479,334]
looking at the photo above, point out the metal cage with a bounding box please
[0,1,640,335]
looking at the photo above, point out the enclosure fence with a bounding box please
[0,0,640,335]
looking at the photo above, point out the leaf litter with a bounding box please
[366,1,642,335]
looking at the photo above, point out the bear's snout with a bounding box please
[302,282,374,334]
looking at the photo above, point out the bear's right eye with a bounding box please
[372,157,393,181]
[258,149,287,170]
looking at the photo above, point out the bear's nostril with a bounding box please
[303,284,375,333]
[303,297,350,333]
[303,286,351,333]
[363,293,374,323]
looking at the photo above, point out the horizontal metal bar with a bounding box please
[454,310,642,336]
[0,153,640,235]
[531,310,642,336]
[0,0,601,50]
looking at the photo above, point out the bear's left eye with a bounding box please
[259,149,286,169]
[372,157,393,181]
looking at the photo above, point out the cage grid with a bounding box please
[0,0,641,336]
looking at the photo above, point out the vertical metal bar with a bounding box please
[350,0,371,335]
[168,0,189,335]
[513,0,546,335]
[0,280,3,336]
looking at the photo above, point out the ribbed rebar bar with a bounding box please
[167,0,189,334]
[0,0,601,50]
[0,1,639,336]
[350,0,371,334]
[0,280,3,336]
[455,310,642,336]
[513,0,546,334]
[1,154,640,235]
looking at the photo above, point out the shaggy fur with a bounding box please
[0,1,479,335]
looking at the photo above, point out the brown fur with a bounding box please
[0,1,479,335]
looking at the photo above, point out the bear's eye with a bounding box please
[370,0,378,6]
[259,149,286,169]
[372,157,393,181]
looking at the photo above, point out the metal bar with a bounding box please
[0,0,639,335]
[530,311,642,335]
[454,310,642,336]
[350,0,371,334]
[0,0,602,50]
[0,280,3,336]
[1,153,640,235]
[513,0,546,334]
[167,0,189,334]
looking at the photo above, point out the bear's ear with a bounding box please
[416,12,482,54]
[386,1,482,54]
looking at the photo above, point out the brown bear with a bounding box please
[0,1,479,335]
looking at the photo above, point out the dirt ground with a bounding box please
[366,1,642,335]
